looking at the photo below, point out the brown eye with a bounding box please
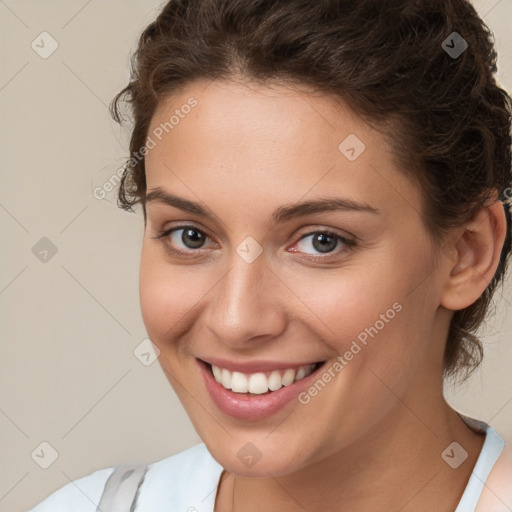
[311,233,338,253]
[180,228,207,249]
[152,225,214,255]
[295,231,349,256]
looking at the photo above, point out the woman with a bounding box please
[28,0,512,510]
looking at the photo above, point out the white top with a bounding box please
[27,415,512,512]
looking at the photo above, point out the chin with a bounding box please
[204,436,315,478]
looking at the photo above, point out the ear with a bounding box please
[440,198,508,311]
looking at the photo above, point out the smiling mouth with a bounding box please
[201,360,326,395]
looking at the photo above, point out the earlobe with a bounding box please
[440,199,507,311]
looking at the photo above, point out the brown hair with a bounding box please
[111,0,512,383]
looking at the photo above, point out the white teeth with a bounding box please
[248,373,268,394]
[268,370,282,391]
[295,367,306,381]
[221,368,231,389]
[231,372,248,393]
[281,368,296,386]
[212,365,222,382]
[210,363,317,394]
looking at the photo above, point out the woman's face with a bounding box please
[140,79,451,476]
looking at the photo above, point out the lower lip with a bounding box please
[197,359,325,421]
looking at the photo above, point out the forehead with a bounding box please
[145,79,423,221]
[148,78,370,157]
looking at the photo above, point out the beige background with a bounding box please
[0,1,511,510]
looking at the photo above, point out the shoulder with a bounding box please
[27,443,223,512]
[26,465,116,512]
[476,430,512,512]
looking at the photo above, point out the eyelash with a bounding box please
[151,224,355,261]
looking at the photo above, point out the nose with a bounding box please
[205,252,288,350]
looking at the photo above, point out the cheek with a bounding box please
[289,255,432,377]
[285,262,401,342]
[138,245,199,346]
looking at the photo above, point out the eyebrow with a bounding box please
[144,187,380,224]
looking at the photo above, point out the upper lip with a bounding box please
[198,356,324,373]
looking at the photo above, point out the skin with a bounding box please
[139,78,507,512]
